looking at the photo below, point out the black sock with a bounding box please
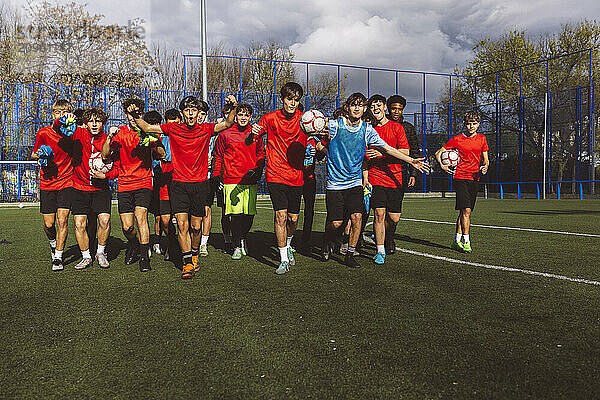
[183,252,192,265]
[47,225,56,241]
[140,243,150,260]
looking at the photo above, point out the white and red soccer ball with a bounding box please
[441,149,460,168]
[89,152,113,174]
[299,110,326,136]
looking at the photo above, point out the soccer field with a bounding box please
[1,198,599,398]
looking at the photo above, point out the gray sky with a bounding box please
[10,0,600,101]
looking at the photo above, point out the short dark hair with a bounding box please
[464,110,481,123]
[280,82,303,100]
[198,100,209,113]
[297,102,305,113]
[362,110,375,125]
[236,103,253,116]
[123,98,145,114]
[52,99,74,113]
[387,95,406,109]
[82,107,108,124]
[179,95,201,111]
[74,108,85,126]
[342,92,367,117]
[143,110,163,125]
[164,108,181,122]
[368,94,386,108]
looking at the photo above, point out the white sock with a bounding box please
[455,233,462,242]
[201,235,209,247]
[241,239,246,248]
[377,244,385,254]
[97,244,106,254]
[49,239,57,248]
[279,246,289,262]
[286,235,294,247]
[54,249,63,260]
[463,234,470,243]
[81,249,91,259]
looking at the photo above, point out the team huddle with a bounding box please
[32,81,489,278]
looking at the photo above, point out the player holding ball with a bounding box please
[435,110,489,253]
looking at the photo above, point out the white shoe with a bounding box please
[96,252,110,269]
[152,243,162,254]
[52,259,63,272]
[74,257,92,270]
[199,244,209,257]
[339,242,348,255]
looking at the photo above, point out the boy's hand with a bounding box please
[480,165,488,175]
[410,157,430,173]
[251,124,263,137]
[366,148,383,159]
[108,126,119,138]
[408,176,416,187]
[224,95,237,108]
[126,103,142,118]
[441,164,454,175]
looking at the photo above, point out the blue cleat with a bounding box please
[373,252,386,265]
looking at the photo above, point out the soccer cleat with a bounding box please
[199,244,209,257]
[339,242,348,255]
[373,252,386,265]
[124,241,138,265]
[51,259,64,272]
[275,261,290,275]
[321,242,332,261]
[191,255,200,272]
[462,241,472,253]
[152,243,162,254]
[344,253,360,268]
[287,247,295,266]
[181,263,195,279]
[75,257,93,270]
[163,249,170,262]
[139,257,151,272]
[96,252,110,269]
[231,247,243,260]
[451,240,464,252]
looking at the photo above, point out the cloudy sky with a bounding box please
[9,0,600,100]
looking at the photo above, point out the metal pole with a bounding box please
[200,0,208,102]
[543,92,548,199]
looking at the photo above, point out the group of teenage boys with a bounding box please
[32,81,489,278]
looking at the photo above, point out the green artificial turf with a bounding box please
[1,198,599,399]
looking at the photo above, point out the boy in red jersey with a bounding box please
[58,108,117,269]
[366,95,410,265]
[130,95,237,279]
[213,103,264,260]
[102,98,159,272]
[31,99,75,271]
[246,82,307,275]
[435,110,489,253]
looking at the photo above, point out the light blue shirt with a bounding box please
[326,118,387,190]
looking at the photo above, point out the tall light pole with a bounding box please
[201,0,208,102]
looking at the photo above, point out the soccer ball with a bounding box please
[441,149,460,167]
[89,152,113,174]
[299,110,327,136]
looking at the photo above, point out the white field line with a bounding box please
[396,247,600,286]
[255,206,599,238]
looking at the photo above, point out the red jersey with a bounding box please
[444,133,489,181]
[368,121,409,188]
[160,122,216,183]
[259,110,307,187]
[110,125,153,192]
[71,127,117,191]
[213,124,264,184]
[32,125,73,191]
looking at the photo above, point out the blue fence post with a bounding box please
[536,183,540,199]
[500,184,504,199]
[337,65,341,108]
[557,182,560,200]
[579,182,584,200]
[517,183,521,199]
[144,87,149,111]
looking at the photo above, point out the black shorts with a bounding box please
[268,182,302,214]
[72,188,112,215]
[454,179,478,210]
[159,200,171,216]
[40,187,73,214]
[370,185,405,213]
[117,188,152,214]
[171,180,208,217]
[326,186,364,222]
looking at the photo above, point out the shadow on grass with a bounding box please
[502,209,600,216]
[394,234,451,251]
